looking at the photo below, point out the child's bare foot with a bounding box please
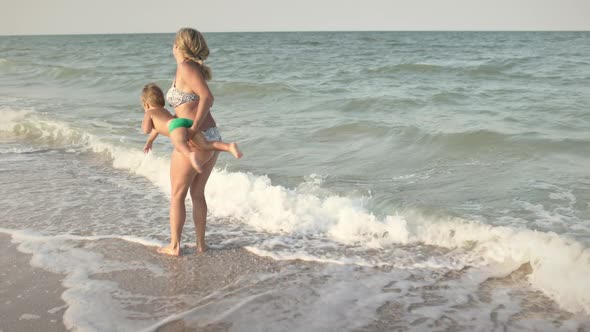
[229,143,243,159]
[157,244,180,256]
[188,152,203,173]
[196,243,208,254]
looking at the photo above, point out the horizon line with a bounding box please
[1,29,589,37]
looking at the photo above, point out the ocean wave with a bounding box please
[310,118,589,154]
[0,58,148,92]
[365,63,446,74]
[2,108,590,315]
[440,130,588,153]
[464,59,534,78]
[312,121,394,140]
[339,96,426,112]
[296,40,323,47]
[0,146,51,154]
[363,59,538,79]
[205,169,590,314]
[390,126,589,154]
[212,80,299,97]
[2,107,587,168]
[0,108,171,192]
[430,91,470,103]
[43,64,99,80]
[0,57,96,79]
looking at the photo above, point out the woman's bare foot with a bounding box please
[157,244,180,256]
[228,143,243,159]
[196,243,208,254]
[188,152,203,173]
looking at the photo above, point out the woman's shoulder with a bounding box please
[178,60,205,79]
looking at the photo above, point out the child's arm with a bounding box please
[143,129,159,154]
[141,110,153,134]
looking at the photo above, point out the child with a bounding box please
[140,83,242,173]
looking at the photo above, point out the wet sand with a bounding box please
[0,234,68,332]
[2,232,588,331]
[0,233,285,331]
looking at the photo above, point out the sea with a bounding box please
[0,31,589,331]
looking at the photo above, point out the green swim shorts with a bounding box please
[168,118,194,133]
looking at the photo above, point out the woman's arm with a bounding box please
[141,110,153,134]
[179,62,214,131]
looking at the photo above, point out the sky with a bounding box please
[1,0,589,35]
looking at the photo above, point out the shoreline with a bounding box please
[0,234,69,332]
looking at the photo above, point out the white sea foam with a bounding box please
[0,108,32,131]
[1,108,590,315]
[19,314,40,320]
[0,146,43,154]
[0,108,171,193]
[245,246,375,266]
[47,304,68,314]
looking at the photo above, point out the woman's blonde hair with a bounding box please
[175,28,212,81]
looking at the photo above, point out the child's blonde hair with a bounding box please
[141,83,165,107]
[175,28,212,81]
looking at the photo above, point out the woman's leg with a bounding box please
[190,151,218,254]
[157,149,198,256]
[170,128,203,173]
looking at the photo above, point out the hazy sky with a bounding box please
[1,0,589,35]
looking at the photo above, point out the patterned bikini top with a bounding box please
[166,79,199,108]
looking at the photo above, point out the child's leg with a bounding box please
[189,131,243,159]
[170,128,203,173]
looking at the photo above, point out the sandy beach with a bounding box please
[2,230,588,331]
[0,234,68,332]
[1,231,289,331]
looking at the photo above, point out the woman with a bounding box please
[158,28,220,256]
